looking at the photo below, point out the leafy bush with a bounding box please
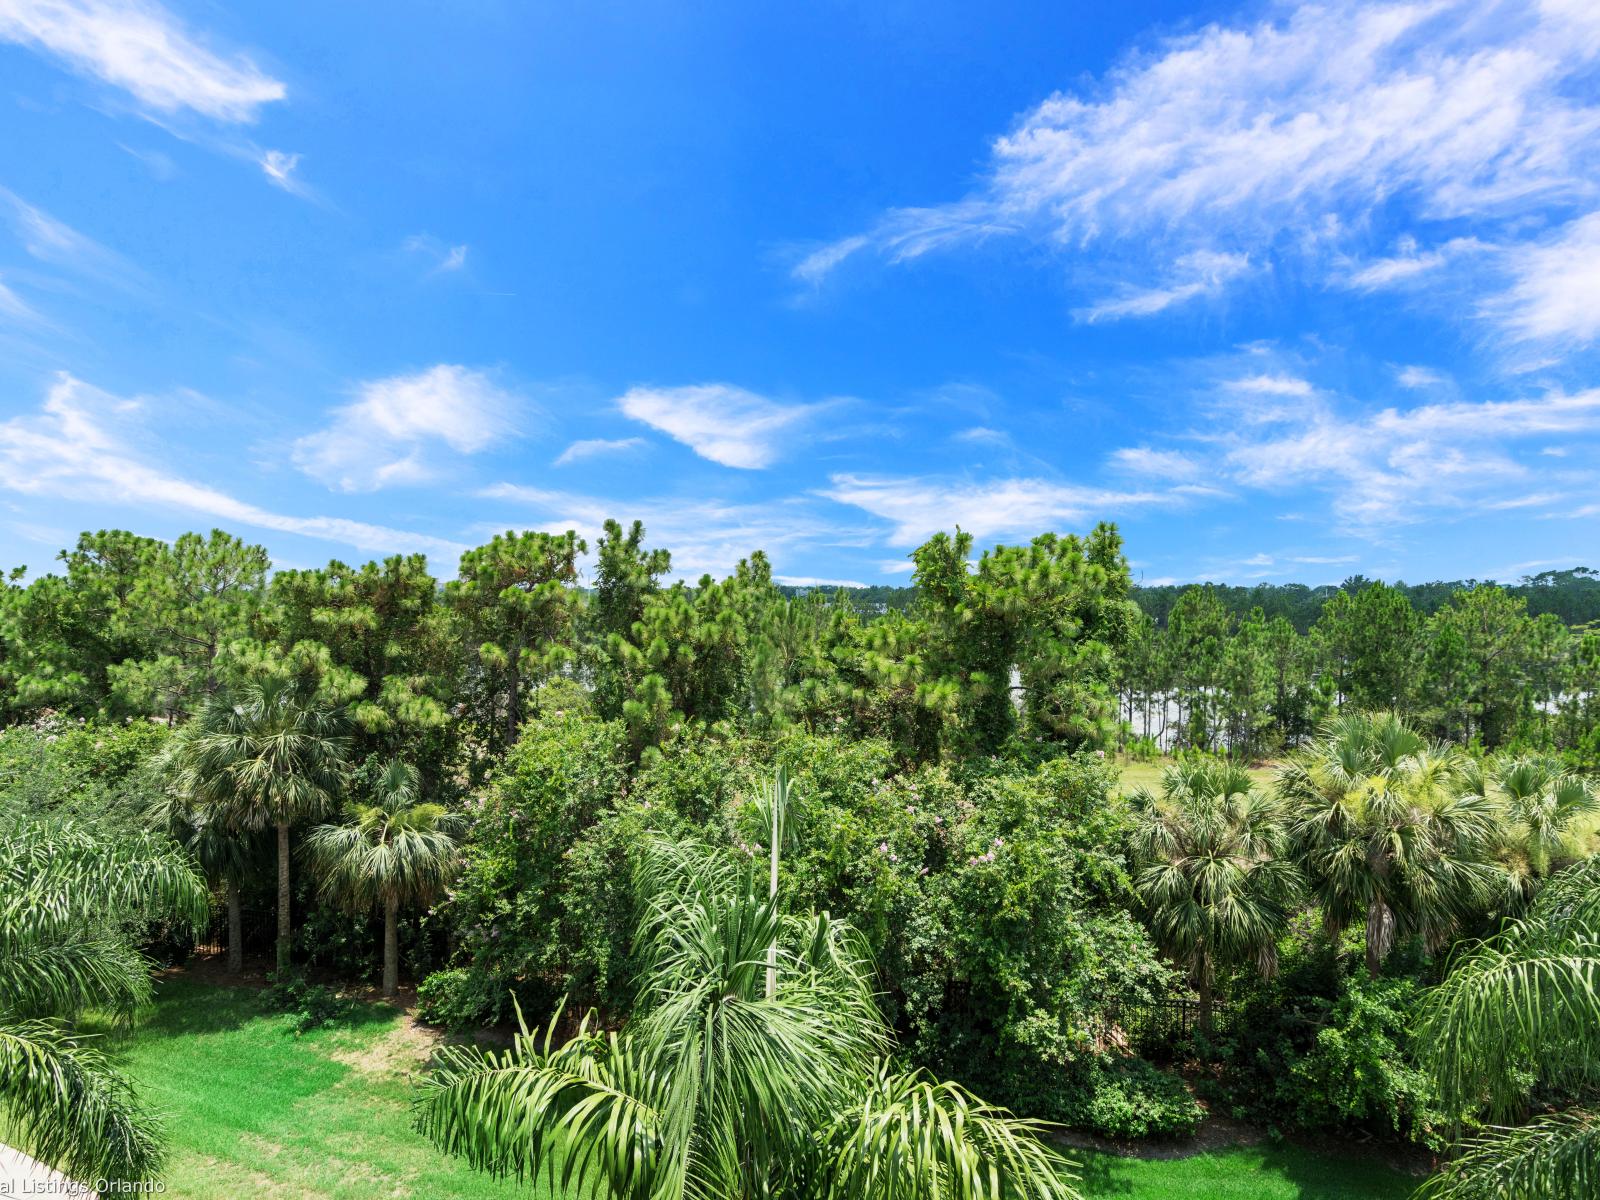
[435,716,1189,1128]
[263,970,348,1033]
[415,968,493,1030]
[0,717,167,831]
[431,705,638,1023]
[1194,920,1446,1147]
[1284,974,1446,1147]
[1067,1058,1203,1139]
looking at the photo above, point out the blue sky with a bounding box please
[0,0,1596,588]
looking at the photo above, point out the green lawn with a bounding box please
[116,976,1419,1199]
[1115,756,1280,797]
[112,976,547,1200]
[1076,1147,1416,1199]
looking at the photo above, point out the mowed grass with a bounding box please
[111,976,547,1200]
[116,976,1420,1199]
[1076,1147,1417,1199]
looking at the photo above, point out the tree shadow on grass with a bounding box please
[1253,1142,1421,1200]
[1070,1150,1133,1196]
[127,976,398,1043]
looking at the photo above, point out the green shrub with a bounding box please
[1284,974,1446,1147]
[415,968,495,1031]
[1068,1059,1203,1139]
[263,970,348,1034]
[1195,921,1446,1147]
[0,717,168,831]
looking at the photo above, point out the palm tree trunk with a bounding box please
[226,879,243,974]
[383,894,400,999]
[1366,896,1394,976]
[276,821,292,974]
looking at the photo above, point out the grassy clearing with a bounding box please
[116,976,1419,1199]
[1115,756,1280,797]
[111,976,545,1200]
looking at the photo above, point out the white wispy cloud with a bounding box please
[1339,236,1490,290]
[553,437,645,467]
[801,1,1600,340]
[1209,384,1600,529]
[0,275,39,321]
[952,426,1012,447]
[0,186,139,286]
[294,364,521,492]
[821,474,1168,545]
[1227,374,1314,397]
[481,483,865,579]
[1077,251,1252,322]
[1108,446,1202,482]
[1397,365,1448,389]
[404,235,469,275]
[258,148,303,193]
[0,0,286,121]
[0,374,466,558]
[1491,210,1600,346]
[792,235,867,286]
[617,384,817,469]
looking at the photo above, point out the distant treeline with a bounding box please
[782,567,1600,631]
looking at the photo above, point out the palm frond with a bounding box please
[1416,1107,1599,1200]
[823,1064,1078,1200]
[0,1022,164,1184]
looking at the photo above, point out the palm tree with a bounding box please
[177,678,349,972]
[1415,856,1600,1199]
[305,759,463,998]
[0,819,208,1183]
[1479,754,1598,902]
[415,774,1077,1200]
[1127,758,1302,1029]
[1278,712,1500,975]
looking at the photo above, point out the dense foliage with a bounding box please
[1,519,1596,1190]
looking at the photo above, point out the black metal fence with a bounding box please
[193,905,276,957]
[1106,991,1236,1055]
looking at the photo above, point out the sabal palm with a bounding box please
[0,820,207,1182]
[1415,856,1600,1199]
[1484,755,1597,897]
[416,809,1076,1200]
[305,759,463,997]
[1127,759,1301,1028]
[177,678,349,971]
[1278,712,1500,975]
